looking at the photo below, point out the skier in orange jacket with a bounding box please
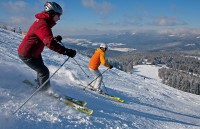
[88,43,113,91]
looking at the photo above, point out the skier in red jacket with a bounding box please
[18,2,76,91]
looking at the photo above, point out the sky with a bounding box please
[0,0,200,36]
[1,28,200,128]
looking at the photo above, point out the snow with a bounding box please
[0,28,200,129]
[109,47,136,52]
[132,65,162,81]
[63,37,137,52]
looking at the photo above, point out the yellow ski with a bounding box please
[23,80,93,115]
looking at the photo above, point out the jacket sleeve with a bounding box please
[100,52,110,67]
[34,20,66,54]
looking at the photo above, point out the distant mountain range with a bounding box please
[63,32,200,56]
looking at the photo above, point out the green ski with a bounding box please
[48,92,93,115]
[23,80,93,115]
[79,84,125,103]
[23,80,86,106]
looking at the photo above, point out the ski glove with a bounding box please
[64,48,76,58]
[55,35,62,42]
[109,65,113,69]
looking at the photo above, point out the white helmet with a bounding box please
[100,43,108,49]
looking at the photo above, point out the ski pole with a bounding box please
[101,81,108,92]
[73,58,89,78]
[74,59,109,91]
[60,42,89,78]
[59,42,89,78]
[85,68,109,89]
[58,42,90,86]
[13,57,70,114]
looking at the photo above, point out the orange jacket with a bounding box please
[89,48,110,70]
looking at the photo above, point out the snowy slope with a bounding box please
[0,28,200,129]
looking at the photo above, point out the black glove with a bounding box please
[55,35,62,42]
[109,65,113,69]
[64,48,76,58]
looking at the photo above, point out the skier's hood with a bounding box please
[35,11,56,27]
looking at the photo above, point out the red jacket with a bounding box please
[18,11,66,58]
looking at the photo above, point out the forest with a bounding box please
[108,52,200,95]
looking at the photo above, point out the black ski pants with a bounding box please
[18,54,50,90]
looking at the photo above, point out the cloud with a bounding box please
[0,1,40,31]
[0,16,33,30]
[157,28,200,35]
[96,20,141,28]
[95,14,143,28]
[148,16,187,26]
[9,16,30,25]
[1,1,28,13]
[82,0,114,15]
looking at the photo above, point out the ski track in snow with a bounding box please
[0,28,200,129]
